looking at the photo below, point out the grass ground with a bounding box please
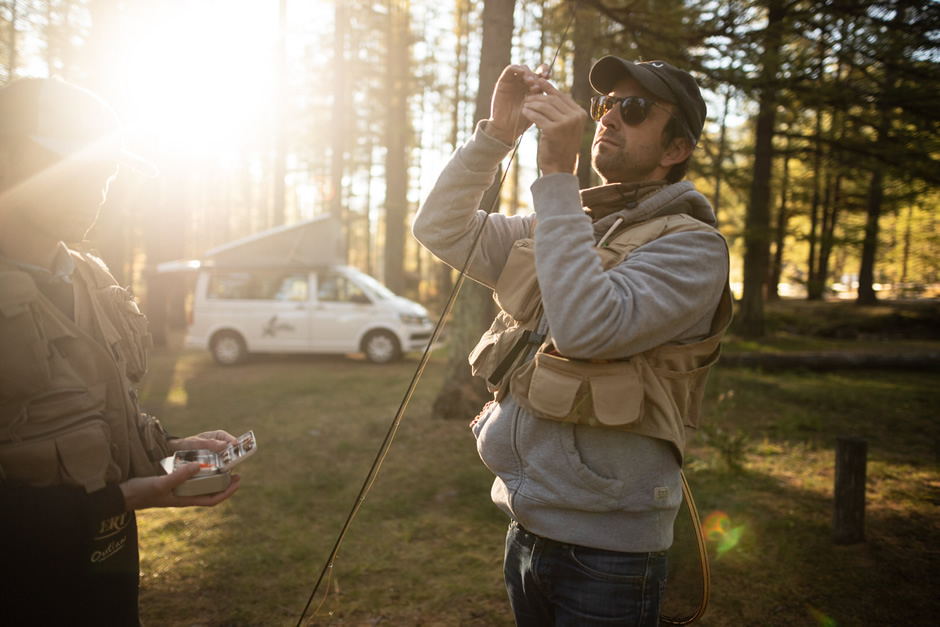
[135,300,939,626]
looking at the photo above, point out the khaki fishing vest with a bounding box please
[0,251,169,493]
[469,214,733,463]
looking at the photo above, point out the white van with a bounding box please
[159,216,435,365]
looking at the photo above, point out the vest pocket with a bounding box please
[0,272,52,399]
[469,310,536,393]
[98,286,151,383]
[525,354,583,418]
[514,351,644,427]
[0,417,116,493]
[648,342,722,429]
[589,367,643,426]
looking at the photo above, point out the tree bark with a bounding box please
[739,0,786,337]
[432,0,515,420]
[857,4,906,306]
[856,169,883,305]
[272,0,287,227]
[383,0,411,294]
[768,134,791,301]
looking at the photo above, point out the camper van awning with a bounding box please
[157,215,345,272]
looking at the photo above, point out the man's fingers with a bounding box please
[522,95,580,127]
[166,462,202,487]
[176,474,241,507]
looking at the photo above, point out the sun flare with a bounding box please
[116,1,282,155]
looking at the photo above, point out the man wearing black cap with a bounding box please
[0,78,242,625]
[413,57,731,625]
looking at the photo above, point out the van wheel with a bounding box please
[362,330,401,364]
[211,331,247,365]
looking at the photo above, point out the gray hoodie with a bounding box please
[412,122,729,552]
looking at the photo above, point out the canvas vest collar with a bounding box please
[581,181,668,221]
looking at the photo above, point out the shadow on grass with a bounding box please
[686,462,939,626]
[687,360,939,626]
[135,336,939,625]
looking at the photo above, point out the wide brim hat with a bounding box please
[0,77,158,177]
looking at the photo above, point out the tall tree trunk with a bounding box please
[435,0,471,306]
[739,0,786,337]
[805,35,827,300]
[817,173,840,296]
[857,4,906,305]
[806,107,824,300]
[382,0,411,293]
[432,0,515,420]
[572,3,597,189]
[857,169,883,304]
[712,89,731,217]
[331,0,348,258]
[768,134,791,301]
[272,0,287,227]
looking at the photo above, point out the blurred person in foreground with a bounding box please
[0,77,241,625]
[413,57,732,626]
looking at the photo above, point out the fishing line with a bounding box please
[295,6,577,626]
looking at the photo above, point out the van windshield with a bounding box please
[345,269,396,300]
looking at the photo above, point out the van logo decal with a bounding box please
[262,315,296,337]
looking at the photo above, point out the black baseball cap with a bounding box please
[0,77,158,177]
[589,56,707,144]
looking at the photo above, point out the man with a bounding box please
[412,57,732,625]
[0,77,241,625]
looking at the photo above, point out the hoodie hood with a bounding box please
[582,181,718,241]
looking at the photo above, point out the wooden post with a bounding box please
[833,436,867,545]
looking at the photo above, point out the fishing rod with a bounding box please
[294,8,578,626]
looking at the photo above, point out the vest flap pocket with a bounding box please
[526,353,584,419]
[0,438,59,487]
[469,311,520,392]
[0,273,51,399]
[99,286,150,383]
[590,365,643,427]
[0,417,113,493]
[56,421,113,493]
[0,271,40,315]
[22,387,99,432]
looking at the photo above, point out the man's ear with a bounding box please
[660,137,693,168]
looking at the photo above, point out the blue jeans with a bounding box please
[503,520,667,626]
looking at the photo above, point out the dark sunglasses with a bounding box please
[590,95,679,126]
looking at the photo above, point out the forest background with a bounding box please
[2,0,937,358]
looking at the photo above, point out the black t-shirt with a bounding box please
[0,484,140,625]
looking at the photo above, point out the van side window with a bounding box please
[208,271,308,301]
[318,273,370,304]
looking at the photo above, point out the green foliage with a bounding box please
[700,423,751,472]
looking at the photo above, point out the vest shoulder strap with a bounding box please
[596,214,721,270]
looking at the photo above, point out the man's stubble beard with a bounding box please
[592,143,661,185]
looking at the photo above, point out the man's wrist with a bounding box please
[481,119,516,145]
